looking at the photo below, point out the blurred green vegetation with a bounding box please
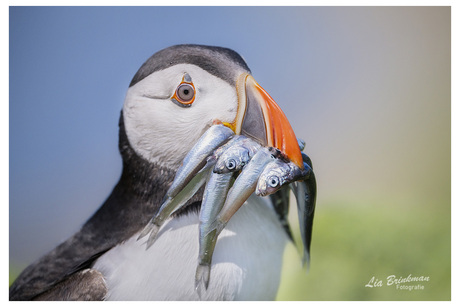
[9,266,21,287]
[10,200,450,301]
[276,200,451,301]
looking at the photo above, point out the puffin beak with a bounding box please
[226,73,303,169]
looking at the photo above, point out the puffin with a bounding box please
[10,44,304,301]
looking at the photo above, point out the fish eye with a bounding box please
[268,176,280,188]
[226,159,236,170]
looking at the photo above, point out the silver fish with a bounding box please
[138,160,214,248]
[206,147,279,237]
[195,171,233,295]
[138,124,234,246]
[255,159,309,197]
[213,137,261,174]
[205,135,247,167]
[166,124,234,200]
[195,137,261,294]
[297,137,306,151]
[290,162,316,267]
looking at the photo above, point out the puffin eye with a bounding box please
[172,74,196,106]
[268,176,280,188]
[176,83,195,103]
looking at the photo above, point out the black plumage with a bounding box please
[10,114,185,300]
[130,44,250,87]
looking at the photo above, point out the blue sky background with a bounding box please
[9,6,451,299]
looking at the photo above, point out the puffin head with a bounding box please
[123,44,302,170]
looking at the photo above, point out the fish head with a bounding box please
[255,160,290,197]
[214,145,251,174]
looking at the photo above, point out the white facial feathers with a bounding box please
[123,64,238,169]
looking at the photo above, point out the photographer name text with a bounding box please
[365,274,430,291]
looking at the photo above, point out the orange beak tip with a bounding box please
[236,74,305,169]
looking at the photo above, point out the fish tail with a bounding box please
[137,220,154,241]
[195,263,211,296]
[145,224,161,249]
[302,249,311,272]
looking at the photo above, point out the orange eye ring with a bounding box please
[172,75,196,105]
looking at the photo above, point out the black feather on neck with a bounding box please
[117,112,176,205]
[9,111,204,301]
[85,111,204,242]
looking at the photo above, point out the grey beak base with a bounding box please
[240,82,268,147]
